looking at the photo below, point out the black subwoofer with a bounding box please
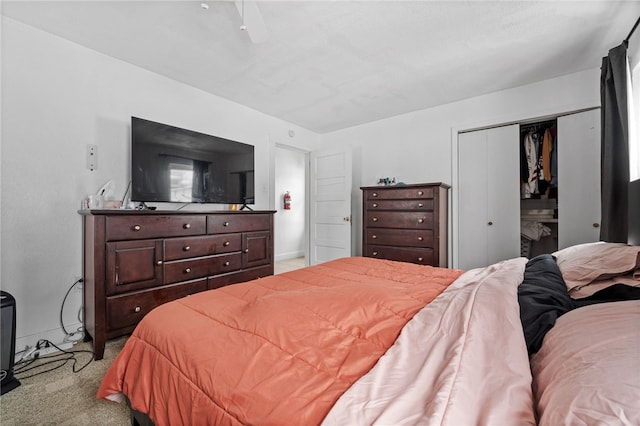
[1,291,20,395]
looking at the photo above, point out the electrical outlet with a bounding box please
[86,144,98,171]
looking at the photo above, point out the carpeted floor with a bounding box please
[0,337,130,425]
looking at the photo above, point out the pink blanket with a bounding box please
[324,257,536,425]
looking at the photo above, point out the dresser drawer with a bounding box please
[164,253,242,284]
[365,246,434,265]
[106,215,206,241]
[365,211,434,229]
[365,199,434,211]
[106,279,208,331]
[208,214,271,234]
[366,228,433,248]
[365,187,434,200]
[164,234,242,261]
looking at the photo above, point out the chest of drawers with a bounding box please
[361,183,449,267]
[81,210,275,359]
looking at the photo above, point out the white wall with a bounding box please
[322,68,601,258]
[274,146,306,261]
[0,17,320,349]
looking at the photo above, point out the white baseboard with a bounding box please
[275,251,305,262]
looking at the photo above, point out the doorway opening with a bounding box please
[274,145,308,273]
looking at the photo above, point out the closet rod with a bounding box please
[624,16,639,45]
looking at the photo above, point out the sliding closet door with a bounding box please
[557,109,601,248]
[458,124,520,270]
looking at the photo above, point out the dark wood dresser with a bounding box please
[361,183,449,267]
[80,210,275,359]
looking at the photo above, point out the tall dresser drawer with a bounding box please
[164,234,242,261]
[366,187,434,200]
[208,214,271,234]
[164,253,242,284]
[366,211,434,229]
[106,215,206,241]
[365,246,434,265]
[106,279,208,331]
[366,228,433,248]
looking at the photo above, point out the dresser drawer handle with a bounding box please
[418,191,423,196]
[372,217,378,222]
[372,235,377,239]
[184,267,192,273]
[418,218,424,223]
[372,203,378,208]
[183,246,191,252]
[244,249,249,253]
[224,261,230,267]
[418,203,424,207]
[183,223,191,229]
[418,257,424,262]
[134,306,141,313]
[132,225,141,231]
[224,241,230,247]
[418,236,423,241]
[223,221,230,227]
[372,192,378,197]
[156,260,163,265]
[372,251,378,256]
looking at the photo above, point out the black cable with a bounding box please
[60,278,83,336]
[13,339,94,379]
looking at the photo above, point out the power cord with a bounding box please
[60,278,84,342]
[13,339,94,380]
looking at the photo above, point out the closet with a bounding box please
[519,119,558,258]
[457,109,601,270]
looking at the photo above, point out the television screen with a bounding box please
[131,117,255,205]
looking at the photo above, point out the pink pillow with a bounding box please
[530,300,640,425]
[552,242,640,292]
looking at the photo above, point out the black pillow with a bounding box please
[518,254,574,355]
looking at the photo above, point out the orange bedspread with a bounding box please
[97,257,463,425]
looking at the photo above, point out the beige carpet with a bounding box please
[0,337,130,425]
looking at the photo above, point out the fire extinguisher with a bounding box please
[283,191,292,210]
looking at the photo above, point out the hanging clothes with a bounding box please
[541,129,552,181]
[550,129,558,186]
[522,131,538,198]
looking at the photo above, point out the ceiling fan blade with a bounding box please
[234,1,269,43]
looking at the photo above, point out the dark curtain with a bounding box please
[600,43,629,242]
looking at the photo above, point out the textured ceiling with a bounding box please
[2,1,639,133]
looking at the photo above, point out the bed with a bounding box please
[97,214,640,426]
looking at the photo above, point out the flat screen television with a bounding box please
[131,117,255,205]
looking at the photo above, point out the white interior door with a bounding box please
[486,125,521,264]
[309,147,352,265]
[557,109,601,248]
[458,124,520,270]
[458,130,489,269]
